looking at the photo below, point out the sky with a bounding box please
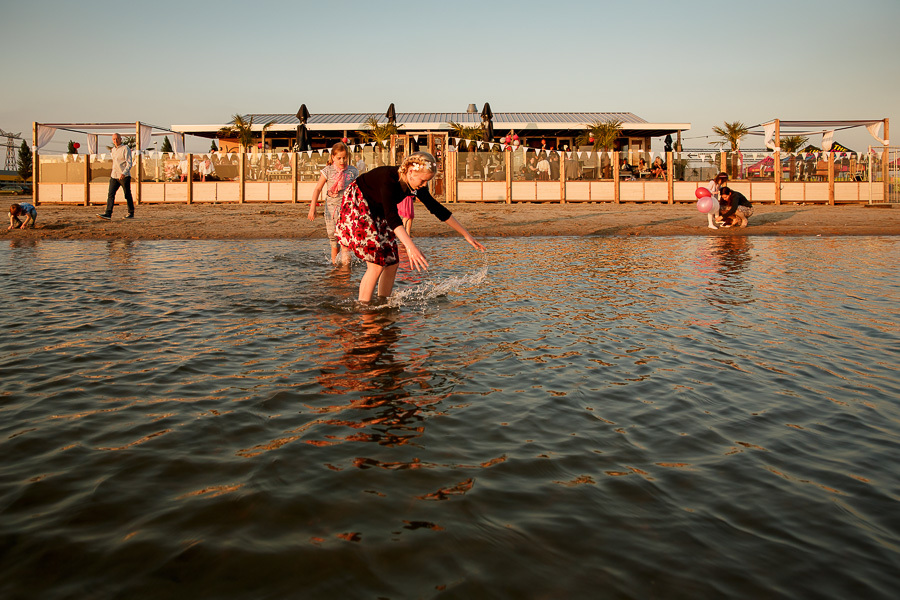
[2,0,898,154]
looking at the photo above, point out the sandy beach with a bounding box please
[3,199,898,240]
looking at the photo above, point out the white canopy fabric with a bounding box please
[750,119,889,147]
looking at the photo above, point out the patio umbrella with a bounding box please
[295,104,310,151]
[481,102,494,145]
[386,103,397,125]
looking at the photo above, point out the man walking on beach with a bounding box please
[98,133,134,220]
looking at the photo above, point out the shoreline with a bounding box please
[2,200,899,241]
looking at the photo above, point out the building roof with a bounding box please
[173,111,691,139]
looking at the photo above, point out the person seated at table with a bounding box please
[651,156,666,178]
[637,157,648,174]
[619,158,634,179]
[522,156,537,180]
[716,186,753,228]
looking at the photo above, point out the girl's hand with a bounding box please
[404,242,430,272]
[307,208,316,221]
[465,235,486,252]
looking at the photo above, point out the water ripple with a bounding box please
[0,236,898,599]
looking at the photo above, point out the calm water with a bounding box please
[1,235,899,599]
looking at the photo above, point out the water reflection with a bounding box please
[310,310,431,448]
[709,235,752,275]
[697,236,756,308]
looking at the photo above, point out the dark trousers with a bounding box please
[106,176,134,216]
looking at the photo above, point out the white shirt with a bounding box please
[111,144,133,179]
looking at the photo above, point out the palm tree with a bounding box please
[448,121,486,178]
[710,121,750,178]
[358,116,401,166]
[574,120,621,179]
[447,121,484,151]
[217,114,275,152]
[780,135,808,181]
[575,120,622,152]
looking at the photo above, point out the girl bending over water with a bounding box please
[335,151,485,303]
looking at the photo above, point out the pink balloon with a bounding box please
[697,197,713,213]
[695,187,712,199]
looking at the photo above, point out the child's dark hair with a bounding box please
[719,186,732,196]
[9,203,20,215]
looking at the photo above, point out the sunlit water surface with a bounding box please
[1,236,899,599]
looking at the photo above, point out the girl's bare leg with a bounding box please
[359,262,384,302]
[377,263,399,298]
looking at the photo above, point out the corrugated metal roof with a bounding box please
[244,111,648,127]
[172,111,690,137]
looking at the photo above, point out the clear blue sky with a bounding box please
[2,0,898,153]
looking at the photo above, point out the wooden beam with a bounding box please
[84,153,90,206]
[186,153,193,204]
[666,151,674,204]
[291,152,298,203]
[828,152,835,205]
[613,151,620,204]
[774,150,781,205]
[33,122,39,206]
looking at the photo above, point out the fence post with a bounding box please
[667,151,674,204]
[136,152,142,206]
[446,150,457,203]
[32,123,40,206]
[560,150,566,204]
[186,153,193,204]
[84,154,90,206]
[774,150,781,205]
[613,151,620,204]
[239,151,245,204]
[828,152,835,205]
[505,150,512,204]
[292,152,298,203]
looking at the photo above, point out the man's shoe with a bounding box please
[97,214,111,220]
[124,214,135,219]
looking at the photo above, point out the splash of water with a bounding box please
[389,254,488,309]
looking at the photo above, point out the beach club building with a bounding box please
[30,111,893,206]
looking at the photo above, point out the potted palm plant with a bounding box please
[358,116,401,167]
[576,120,621,179]
[710,121,750,179]
[448,121,486,178]
[779,135,808,181]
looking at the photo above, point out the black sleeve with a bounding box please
[415,185,452,222]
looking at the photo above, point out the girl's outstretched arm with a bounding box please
[445,216,486,251]
[308,175,327,220]
[393,225,429,271]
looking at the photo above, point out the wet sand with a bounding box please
[3,199,898,240]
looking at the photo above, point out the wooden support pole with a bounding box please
[135,122,142,206]
[883,118,890,202]
[560,150,566,204]
[613,151,620,204]
[774,120,781,205]
[32,123,40,206]
[292,152,298,203]
[774,150,782,205]
[666,151,674,204]
[828,152,835,206]
[239,149,245,204]
[84,154,90,206]
[505,150,512,204]
[186,153,193,204]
